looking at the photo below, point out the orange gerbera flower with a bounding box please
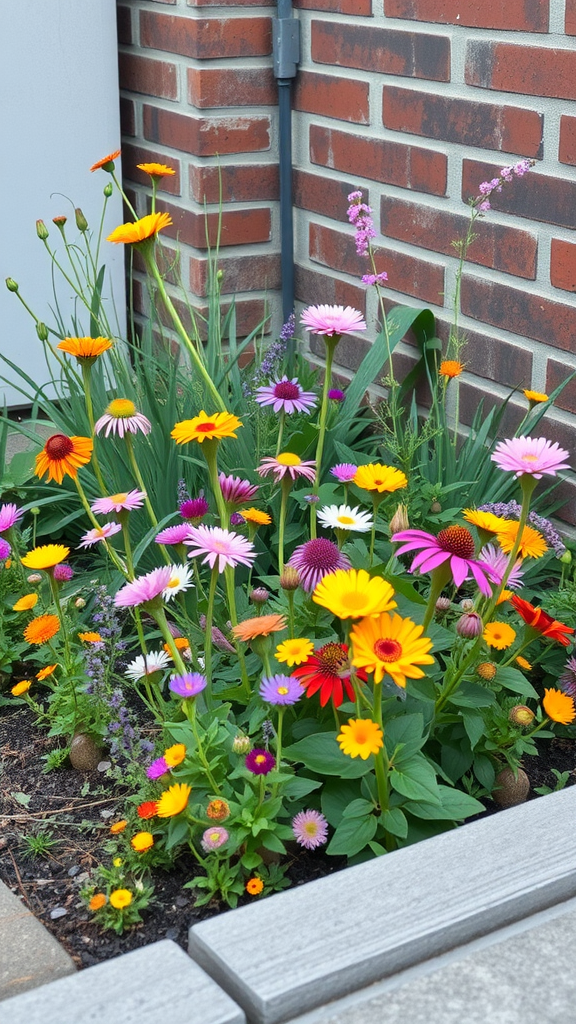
[106,211,172,245]
[238,508,272,526]
[511,595,574,647]
[57,337,113,363]
[232,613,287,642]
[246,877,264,895]
[542,688,576,725]
[90,149,121,172]
[37,664,58,681]
[35,434,93,484]
[24,614,60,645]
[439,360,464,379]
[78,632,103,643]
[137,162,176,178]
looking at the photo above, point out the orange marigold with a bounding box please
[24,614,60,645]
[232,613,287,642]
[439,360,464,379]
[90,149,121,172]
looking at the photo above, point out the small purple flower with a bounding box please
[0,538,11,560]
[201,826,229,852]
[559,656,576,698]
[255,376,317,415]
[245,748,276,775]
[330,463,357,483]
[156,524,194,546]
[169,672,207,699]
[292,809,329,850]
[328,389,345,402]
[304,494,320,505]
[219,473,259,506]
[146,756,170,780]
[53,563,74,582]
[230,512,246,526]
[361,272,388,287]
[259,674,304,706]
[180,496,210,521]
[0,503,24,532]
[279,313,296,342]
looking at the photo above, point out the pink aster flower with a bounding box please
[392,526,494,597]
[78,522,122,548]
[184,525,256,572]
[147,756,170,780]
[155,524,194,545]
[362,272,388,286]
[0,503,24,532]
[53,563,74,582]
[201,826,229,852]
[91,490,147,514]
[218,473,259,506]
[259,674,304,706]
[491,437,570,480]
[257,453,316,484]
[245,748,276,775]
[330,463,358,483]
[287,537,351,593]
[300,304,367,337]
[114,565,173,607]
[180,496,210,521]
[328,389,345,402]
[94,398,152,438]
[255,376,317,415]
[169,672,207,699]
[292,809,329,850]
[479,543,524,590]
[0,538,11,560]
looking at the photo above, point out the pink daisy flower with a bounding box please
[218,473,259,505]
[257,452,316,484]
[155,523,194,546]
[78,522,123,548]
[491,437,570,479]
[300,304,367,337]
[94,398,152,438]
[201,826,229,852]
[255,376,317,415]
[330,463,358,483]
[292,809,329,850]
[392,526,494,597]
[0,503,24,532]
[287,538,351,592]
[114,565,173,608]
[479,543,524,590]
[91,489,147,514]
[184,525,256,572]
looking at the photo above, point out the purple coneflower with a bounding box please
[94,398,152,438]
[78,522,122,548]
[53,563,74,582]
[184,525,256,572]
[169,672,207,698]
[300,304,367,337]
[0,503,24,532]
[330,463,358,483]
[479,543,524,590]
[155,523,194,546]
[245,748,276,775]
[259,674,304,706]
[393,526,493,597]
[255,376,317,415]
[218,473,259,506]
[257,453,316,484]
[491,437,570,480]
[91,490,146,514]
[114,566,173,608]
[292,809,329,850]
[287,538,351,593]
[201,827,229,852]
[180,496,210,521]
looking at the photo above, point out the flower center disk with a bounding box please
[274,382,300,400]
[373,638,403,662]
[45,434,74,459]
[437,525,475,559]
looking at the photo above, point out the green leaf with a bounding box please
[385,573,426,606]
[342,798,375,819]
[240,851,262,870]
[473,754,495,790]
[326,812,377,857]
[260,832,287,854]
[390,757,441,804]
[495,666,539,699]
[382,807,408,839]
[449,681,497,708]
[165,817,189,850]
[385,713,426,763]
[281,777,322,800]
[441,743,474,783]
[283,733,371,778]
[461,709,485,750]
[321,778,363,827]
[405,785,485,821]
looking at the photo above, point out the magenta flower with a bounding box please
[155,524,194,546]
[146,756,170,780]
[287,538,351,593]
[491,437,570,480]
[0,538,11,560]
[218,473,259,505]
[347,191,377,256]
[328,389,345,402]
[392,526,494,597]
[169,673,207,699]
[257,453,316,484]
[362,272,388,286]
[245,748,276,775]
[300,305,367,337]
[53,563,74,582]
[201,827,229,852]
[114,565,173,608]
[184,525,256,572]
[78,522,122,548]
[180,496,210,521]
[259,675,304,706]
[330,463,357,483]
[292,809,329,850]
[480,543,524,590]
[255,376,317,415]
[94,399,151,438]
[0,503,24,532]
[91,490,146,514]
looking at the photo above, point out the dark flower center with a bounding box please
[373,638,402,662]
[317,642,348,677]
[274,381,300,400]
[437,525,475,559]
[45,434,74,460]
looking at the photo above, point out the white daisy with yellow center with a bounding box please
[162,564,194,602]
[317,504,373,533]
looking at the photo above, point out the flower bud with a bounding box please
[389,503,409,535]
[459,598,474,612]
[27,573,42,584]
[509,705,535,727]
[216,269,224,282]
[304,494,319,505]
[36,321,48,342]
[5,278,19,292]
[36,219,49,240]
[75,597,86,609]
[232,733,251,755]
[75,207,88,232]
[103,183,113,198]
[456,612,483,638]
[430,500,442,514]
[250,587,269,606]
[559,549,572,564]
[53,214,67,227]
[477,661,497,681]
[435,596,451,613]
[280,566,300,592]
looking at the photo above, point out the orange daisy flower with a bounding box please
[37,664,58,681]
[232,613,287,642]
[24,614,60,645]
[137,801,159,819]
[57,337,113,363]
[238,508,272,526]
[35,434,93,485]
[439,360,464,379]
[90,149,121,172]
[137,162,176,178]
[78,632,103,643]
[511,595,574,647]
[543,688,576,725]
[246,877,264,895]
[106,211,172,246]
[89,893,107,911]
[109,820,128,834]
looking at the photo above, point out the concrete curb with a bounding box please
[0,879,75,1001]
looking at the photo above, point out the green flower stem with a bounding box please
[111,171,137,218]
[421,563,452,633]
[48,575,78,729]
[310,335,339,539]
[275,410,286,457]
[143,250,225,411]
[482,475,537,624]
[435,637,482,716]
[369,495,381,568]
[287,590,295,639]
[73,477,128,577]
[203,565,219,708]
[271,707,285,799]
[373,717,389,815]
[202,440,228,527]
[278,477,292,575]
[120,514,135,579]
[182,697,222,794]
[250,635,273,677]
[147,604,188,676]
[223,566,251,699]
[81,363,107,495]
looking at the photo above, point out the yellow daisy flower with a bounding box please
[35,434,93,485]
[37,664,58,681]
[163,743,186,768]
[57,337,113,363]
[238,508,272,526]
[156,783,192,818]
[78,632,103,643]
[24,614,60,645]
[483,621,516,650]
[137,162,176,178]
[337,718,383,760]
[130,832,155,853]
[462,509,508,533]
[523,389,548,405]
[107,211,172,245]
[13,593,39,612]
[21,544,70,571]
[353,464,408,494]
[542,688,576,725]
[109,889,132,909]
[496,522,547,560]
[171,411,242,445]
[313,568,396,620]
[11,680,32,696]
[275,638,314,667]
[516,655,532,671]
[350,612,434,687]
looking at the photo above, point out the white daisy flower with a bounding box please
[317,504,373,533]
[162,564,194,601]
[125,650,171,682]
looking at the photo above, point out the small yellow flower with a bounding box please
[353,463,408,494]
[78,632,103,643]
[57,337,113,362]
[238,508,272,526]
[11,680,31,696]
[110,820,128,834]
[130,832,154,853]
[516,655,532,671]
[37,664,58,681]
[137,162,176,178]
[246,877,264,895]
[313,568,396,620]
[483,621,516,650]
[462,509,508,533]
[523,389,548,405]
[24,614,60,645]
[496,522,547,560]
[13,593,39,612]
[337,718,383,760]
[164,743,186,768]
[107,211,172,245]
[113,857,123,867]
[477,662,497,681]
[109,888,132,910]
[275,638,314,667]
[171,411,242,445]
[543,688,576,725]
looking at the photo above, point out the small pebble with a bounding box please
[175,895,189,908]
[165,927,180,941]
[97,761,111,773]
[76,872,90,884]
[67,865,80,877]
[50,907,68,920]
[100,809,114,819]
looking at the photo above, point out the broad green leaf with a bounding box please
[441,743,474,783]
[473,754,495,790]
[382,807,408,839]
[385,713,426,763]
[495,666,539,700]
[386,573,427,606]
[405,785,484,821]
[461,709,485,750]
[390,757,440,804]
[281,777,322,800]
[326,812,377,857]
[449,681,497,708]
[284,733,371,778]
[321,778,363,826]
[342,798,375,819]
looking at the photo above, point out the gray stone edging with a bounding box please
[0,879,75,1001]
[188,786,576,1024]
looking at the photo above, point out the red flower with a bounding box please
[137,800,158,819]
[291,642,366,708]
[511,595,574,647]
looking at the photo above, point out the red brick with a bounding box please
[380,196,537,279]
[133,244,181,287]
[466,42,576,101]
[295,265,367,317]
[187,68,276,109]
[143,105,271,156]
[156,199,271,248]
[309,222,445,305]
[434,318,532,386]
[294,0,371,14]
[460,274,576,354]
[383,0,548,31]
[310,125,447,196]
[458,381,525,435]
[559,116,576,166]
[190,164,279,203]
[462,159,576,231]
[119,54,178,100]
[311,21,450,82]
[188,0,274,7]
[122,143,181,195]
[546,358,576,415]
[550,240,576,293]
[120,98,136,137]
[140,11,271,58]
[382,86,543,158]
[568,0,576,33]
[157,292,269,339]
[294,71,369,125]
[294,170,363,220]
[190,253,281,296]
[117,5,132,45]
